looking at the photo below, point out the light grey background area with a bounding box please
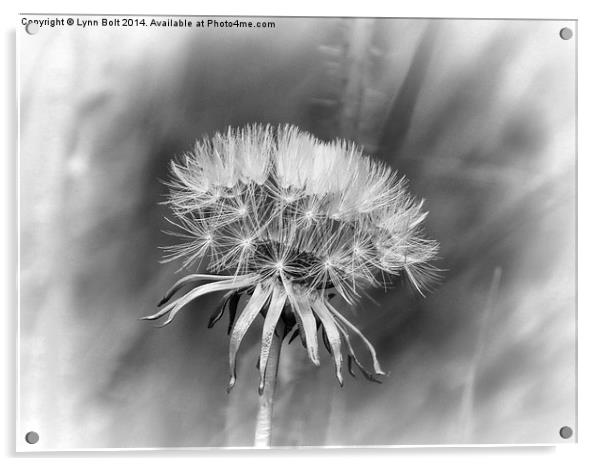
[18,16,576,449]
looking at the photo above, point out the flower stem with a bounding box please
[254,320,284,447]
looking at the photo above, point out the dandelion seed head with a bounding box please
[163,124,438,302]
[150,124,439,390]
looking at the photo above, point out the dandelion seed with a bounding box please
[144,124,438,444]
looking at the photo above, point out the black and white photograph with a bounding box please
[17,14,576,450]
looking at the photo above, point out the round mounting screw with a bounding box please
[25,431,39,444]
[559,27,573,40]
[25,22,40,35]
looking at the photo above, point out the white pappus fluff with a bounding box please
[143,124,439,392]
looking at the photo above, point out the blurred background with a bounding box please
[18,17,576,448]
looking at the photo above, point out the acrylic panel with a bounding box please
[17,15,576,450]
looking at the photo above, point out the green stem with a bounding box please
[254,321,284,447]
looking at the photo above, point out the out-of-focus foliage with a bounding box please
[19,18,575,448]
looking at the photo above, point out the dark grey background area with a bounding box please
[18,17,576,449]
